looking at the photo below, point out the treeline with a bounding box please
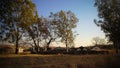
[0,0,78,54]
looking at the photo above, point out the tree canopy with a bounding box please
[49,10,78,52]
[0,0,38,54]
[0,1,78,54]
[25,10,78,53]
[94,0,120,53]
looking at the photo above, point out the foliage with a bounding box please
[24,16,52,52]
[94,0,120,53]
[0,1,78,53]
[25,10,78,53]
[0,0,37,54]
[49,10,78,52]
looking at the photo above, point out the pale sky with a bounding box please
[32,0,105,47]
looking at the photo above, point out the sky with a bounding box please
[32,0,105,47]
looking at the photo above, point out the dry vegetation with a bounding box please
[0,54,120,68]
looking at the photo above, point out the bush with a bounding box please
[0,46,15,54]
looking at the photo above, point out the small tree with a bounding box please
[92,37,106,46]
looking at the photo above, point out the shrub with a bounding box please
[0,46,15,54]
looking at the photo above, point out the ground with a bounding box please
[0,54,120,68]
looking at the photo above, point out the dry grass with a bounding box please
[0,54,120,68]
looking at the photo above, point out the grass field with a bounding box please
[0,54,120,68]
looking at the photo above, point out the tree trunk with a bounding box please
[114,41,119,54]
[116,46,119,54]
[33,38,39,53]
[46,38,53,51]
[115,41,119,54]
[66,39,68,52]
[15,38,19,54]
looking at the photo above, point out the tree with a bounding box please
[92,37,106,45]
[94,0,120,53]
[49,10,78,52]
[25,16,56,52]
[23,10,78,53]
[0,0,37,54]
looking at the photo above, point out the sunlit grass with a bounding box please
[0,54,56,57]
[0,54,120,68]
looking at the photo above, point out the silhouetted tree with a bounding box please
[94,0,120,53]
[0,0,37,54]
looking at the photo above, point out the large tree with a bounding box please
[94,0,120,53]
[0,0,37,54]
[49,10,78,52]
[24,16,52,52]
